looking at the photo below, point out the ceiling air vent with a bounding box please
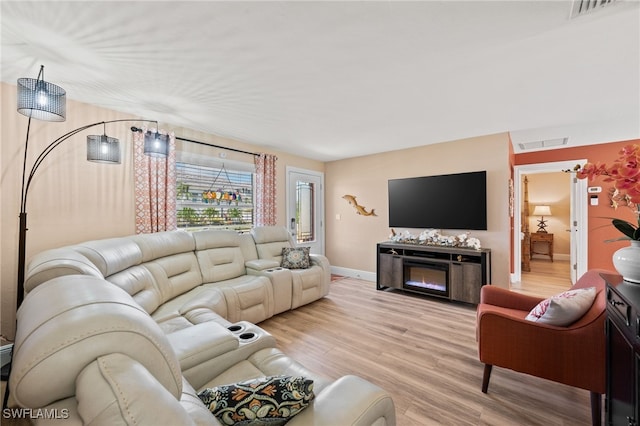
[570,0,618,18]
[518,137,569,151]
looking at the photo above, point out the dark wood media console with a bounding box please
[376,242,491,304]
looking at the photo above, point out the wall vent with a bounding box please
[570,0,618,18]
[518,137,569,151]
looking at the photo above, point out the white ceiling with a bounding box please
[2,1,639,162]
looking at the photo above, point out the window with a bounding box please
[176,153,254,232]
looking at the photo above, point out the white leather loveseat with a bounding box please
[10,226,396,425]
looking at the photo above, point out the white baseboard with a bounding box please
[331,266,376,282]
[1,343,13,368]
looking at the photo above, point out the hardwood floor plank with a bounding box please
[259,277,593,426]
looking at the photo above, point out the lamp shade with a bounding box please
[532,205,552,216]
[144,131,169,157]
[87,135,121,164]
[17,77,66,122]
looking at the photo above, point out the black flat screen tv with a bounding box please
[388,171,487,230]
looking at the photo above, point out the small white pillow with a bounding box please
[525,287,597,326]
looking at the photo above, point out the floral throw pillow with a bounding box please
[198,375,314,426]
[525,287,597,326]
[281,247,311,269]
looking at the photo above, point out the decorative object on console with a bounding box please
[612,240,640,284]
[532,205,552,233]
[570,143,640,282]
[342,194,376,216]
[198,375,315,426]
[389,228,482,250]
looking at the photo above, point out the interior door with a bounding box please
[286,167,324,255]
[570,174,588,283]
[513,161,588,284]
[570,176,578,284]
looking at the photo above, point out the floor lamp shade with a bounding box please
[87,134,121,163]
[144,131,169,157]
[17,76,66,122]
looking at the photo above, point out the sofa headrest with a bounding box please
[132,230,196,262]
[250,226,292,245]
[193,229,241,250]
[11,275,182,409]
[25,247,103,294]
[74,237,143,277]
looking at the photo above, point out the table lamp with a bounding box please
[532,205,552,233]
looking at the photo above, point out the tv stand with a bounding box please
[376,242,491,304]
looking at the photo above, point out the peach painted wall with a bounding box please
[1,82,323,339]
[325,133,512,289]
[515,139,639,271]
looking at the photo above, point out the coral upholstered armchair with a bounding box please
[476,269,612,426]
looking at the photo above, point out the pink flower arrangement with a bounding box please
[572,143,640,240]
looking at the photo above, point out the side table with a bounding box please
[530,232,553,261]
[602,273,639,426]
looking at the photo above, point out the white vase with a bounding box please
[612,240,640,284]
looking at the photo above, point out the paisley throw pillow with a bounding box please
[281,247,311,269]
[198,375,314,426]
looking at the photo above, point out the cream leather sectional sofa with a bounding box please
[10,226,396,425]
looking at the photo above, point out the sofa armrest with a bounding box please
[310,253,330,270]
[287,375,395,426]
[245,259,280,271]
[479,285,543,311]
[166,322,239,371]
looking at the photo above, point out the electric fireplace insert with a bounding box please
[403,259,449,298]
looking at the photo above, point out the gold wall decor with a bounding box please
[342,194,376,216]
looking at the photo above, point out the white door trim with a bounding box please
[513,160,588,284]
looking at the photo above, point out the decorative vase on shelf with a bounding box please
[612,240,640,284]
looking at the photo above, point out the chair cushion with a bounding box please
[525,287,597,326]
[198,375,314,425]
[281,247,310,269]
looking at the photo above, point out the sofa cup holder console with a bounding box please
[227,322,260,344]
[227,324,245,333]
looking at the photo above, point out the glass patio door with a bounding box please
[286,167,324,255]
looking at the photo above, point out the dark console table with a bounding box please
[376,242,491,304]
[603,273,640,426]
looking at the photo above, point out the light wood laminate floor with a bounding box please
[1,261,588,425]
[260,271,592,426]
[513,258,573,298]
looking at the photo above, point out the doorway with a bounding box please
[513,160,588,286]
[286,167,325,255]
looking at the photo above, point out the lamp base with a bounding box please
[536,218,548,233]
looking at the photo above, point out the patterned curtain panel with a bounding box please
[133,127,177,233]
[255,153,277,226]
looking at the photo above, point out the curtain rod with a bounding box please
[175,135,259,157]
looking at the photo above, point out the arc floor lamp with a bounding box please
[4,65,170,409]
[14,65,169,308]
